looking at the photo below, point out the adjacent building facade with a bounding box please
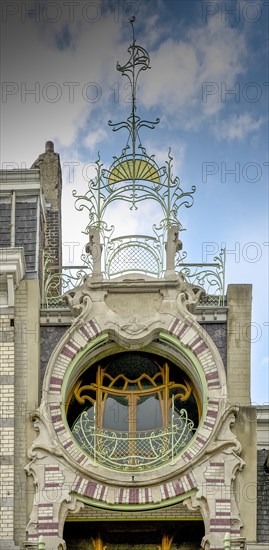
[0,21,268,550]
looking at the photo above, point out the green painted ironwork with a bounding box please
[106,234,163,278]
[41,19,227,308]
[108,15,160,197]
[176,248,226,306]
[73,150,195,234]
[72,407,194,472]
[41,251,92,308]
[72,17,196,255]
[41,248,226,308]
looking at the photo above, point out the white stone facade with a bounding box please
[25,274,247,550]
[0,154,266,550]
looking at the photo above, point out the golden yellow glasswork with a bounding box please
[108,159,160,184]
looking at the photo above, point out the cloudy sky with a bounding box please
[1,0,268,404]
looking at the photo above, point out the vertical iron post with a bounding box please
[171,395,175,464]
[93,402,97,464]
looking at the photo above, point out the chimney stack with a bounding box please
[45,140,54,153]
[31,142,62,268]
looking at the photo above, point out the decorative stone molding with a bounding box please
[176,272,205,316]
[26,277,244,549]
[0,247,25,306]
[257,405,269,450]
[64,289,92,320]
[64,271,204,323]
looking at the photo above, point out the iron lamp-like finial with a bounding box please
[110,14,159,163]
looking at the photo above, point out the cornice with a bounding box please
[0,169,41,191]
[0,248,26,307]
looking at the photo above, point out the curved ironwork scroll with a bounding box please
[176,249,226,306]
[40,19,226,308]
[72,408,194,471]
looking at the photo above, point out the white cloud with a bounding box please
[213,114,265,141]
[1,7,125,166]
[140,15,247,124]
[1,1,258,166]
[142,141,186,179]
[141,39,198,112]
[84,128,108,151]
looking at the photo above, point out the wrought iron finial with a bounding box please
[109,17,159,157]
[130,15,136,42]
[65,18,201,286]
[116,16,150,123]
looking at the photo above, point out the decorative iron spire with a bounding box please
[42,18,225,304]
[108,17,160,157]
[71,17,197,280]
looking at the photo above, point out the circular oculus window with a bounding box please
[66,351,201,472]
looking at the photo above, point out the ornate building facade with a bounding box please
[0,19,268,550]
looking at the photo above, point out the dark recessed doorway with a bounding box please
[64,519,204,549]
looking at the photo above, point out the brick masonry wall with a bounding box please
[45,209,62,269]
[67,501,202,520]
[40,325,67,389]
[199,322,227,369]
[257,449,269,541]
[40,323,227,389]
[13,283,28,545]
[0,314,15,543]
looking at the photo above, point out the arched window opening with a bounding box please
[66,352,200,471]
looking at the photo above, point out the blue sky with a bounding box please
[1,0,268,404]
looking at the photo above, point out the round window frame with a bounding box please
[57,339,208,484]
[44,318,226,488]
[65,347,202,463]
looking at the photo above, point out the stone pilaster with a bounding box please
[0,249,24,550]
[13,280,40,549]
[227,284,252,406]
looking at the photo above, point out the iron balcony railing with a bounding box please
[72,408,194,472]
[41,249,226,309]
